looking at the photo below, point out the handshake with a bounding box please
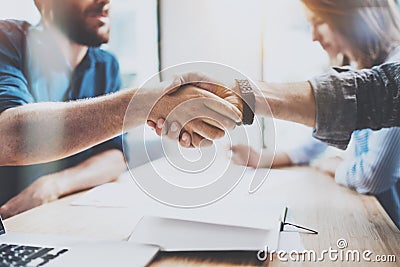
[146,73,255,148]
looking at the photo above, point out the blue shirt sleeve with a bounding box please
[335,128,400,195]
[285,135,328,165]
[0,20,34,113]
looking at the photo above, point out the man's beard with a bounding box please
[52,2,110,47]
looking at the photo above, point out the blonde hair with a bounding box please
[302,0,400,68]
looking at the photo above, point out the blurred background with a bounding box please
[1,0,371,167]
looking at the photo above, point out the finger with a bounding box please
[187,119,225,140]
[232,146,251,162]
[183,104,237,131]
[164,76,183,94]
[191,132,213,148]
[161,119,168,135]
[179,131,192,148]
[231,153,247,166]
[147,120,157,130]
[151,118,168,136]
[194,82,226,95]
[231,144,247,153]
[230,145,238,153]
[155,119,165,136]
[167,121,181,140]
[203,98,242,124]
[201,113,236,131]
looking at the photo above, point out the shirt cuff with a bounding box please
[286,149,312,165]
[334,161,350,187]
[309,67,358,149]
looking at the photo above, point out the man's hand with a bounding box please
[0,175,59,219]
[311,156,343,177]
[148,83,242,147]
[165,72,243,112]
[0,150,124,219]
[148,73,243,147]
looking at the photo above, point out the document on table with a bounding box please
[71,182,136,208]
[71,157,305,253]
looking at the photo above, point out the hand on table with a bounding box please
[0,175,59,219]
[311,156,343,177]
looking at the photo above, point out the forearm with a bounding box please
[253,63,400,150]
[0,88,159,166]
[255,81,316,127]
[46,149,126,198]
[270,152,292,168]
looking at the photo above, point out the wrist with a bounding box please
[122,87,164,129]
[255,82,316,126]
[35,175,61,202]
[254,91,269,117]
[258,149,275,168]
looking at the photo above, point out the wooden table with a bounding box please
[4,167,399,266]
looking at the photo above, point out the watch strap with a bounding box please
[235,79,255,125]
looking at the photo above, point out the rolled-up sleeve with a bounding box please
[0,21,34,113]
[309,63,400,149]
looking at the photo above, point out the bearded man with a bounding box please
[0,0,242,218]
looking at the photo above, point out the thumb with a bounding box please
[164,76,184,94]
[165,72,225,95]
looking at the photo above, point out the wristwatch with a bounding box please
[235,79,255,125]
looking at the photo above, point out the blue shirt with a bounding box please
[286,126,400,230]
[286,47,400,229]
[0,20,124,205]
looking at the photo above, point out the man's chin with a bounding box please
[97,28,110,42]
[78,27,110,47]
[74,33,109,47]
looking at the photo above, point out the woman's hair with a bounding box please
[302,0,400,68]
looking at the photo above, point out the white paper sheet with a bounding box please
[129,216,279,252]
[71,183,136,208]
[71,158,305,253]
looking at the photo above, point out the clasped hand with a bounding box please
[148,73,243,147]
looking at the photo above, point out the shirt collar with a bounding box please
[74,47,95,74]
